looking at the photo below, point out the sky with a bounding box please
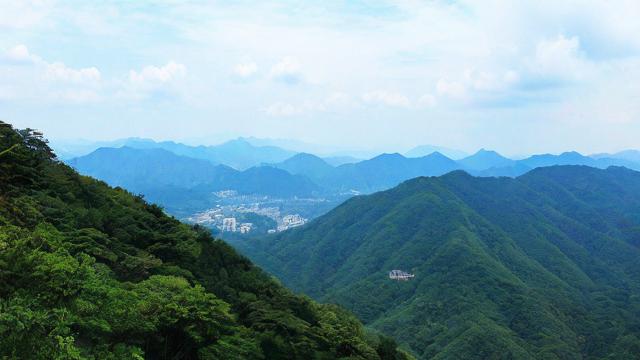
[1,0,639,156]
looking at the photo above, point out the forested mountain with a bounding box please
[0,121,411,359]
[68,147,320,208]
[239,166,640,359]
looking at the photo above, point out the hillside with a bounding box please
[239,166,640,359]
[0,122,410,359]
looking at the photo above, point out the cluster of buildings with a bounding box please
[213,190,238,198]
[276,214,307,232]
[186,203,307,235]
[186,207,253,234]
[221,217,253,234]
[187,207,224,227]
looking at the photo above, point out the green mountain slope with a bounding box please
[0,122,410,360]
[239,166,640,359]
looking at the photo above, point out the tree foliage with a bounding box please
[0,121,411,360]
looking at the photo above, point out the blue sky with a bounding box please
[1,0,639,156]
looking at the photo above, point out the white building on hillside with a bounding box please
[222,217,237,232]
[389,270,415,281]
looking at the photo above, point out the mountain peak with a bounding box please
[459,148,514,170]
[373,152,405,161]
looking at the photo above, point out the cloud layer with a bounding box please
[1,1,640,154]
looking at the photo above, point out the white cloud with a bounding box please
[417,94,437,108]
[45,62,101,83]
[464,69,519,92]
[362,90,411,107]
[123,61,187,99]
[269,56,302,84]
[0,1,51,30]
[265,102,301,116]
[129,61,186,85]
[265,92,358,117]
[435,69,519,105]
[233,62,258,77]
[0,44,101,103]
[530,34,587,80]
[436,80,466,99]
[3,44,41,64]
[325,92,353,107]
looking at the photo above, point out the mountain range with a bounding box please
[54,137,296,169]
[237,165,640,359]
[270,149,640,193]
[68,147,319,215]
[404,145,469,160]
[67,144,640,215]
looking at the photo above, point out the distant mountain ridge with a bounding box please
[324,152,461,193]
[458,149,515,170]
[405,145,468,160]
[55,137,296,169]
[68,144,640,219]
[592,149,640,163]
[271,149,640,193]
[68,147,319,214]
[55,136,640,180]
[479,151,640,177]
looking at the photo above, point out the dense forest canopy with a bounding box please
[0,121,412,360]
[239,165,640,359]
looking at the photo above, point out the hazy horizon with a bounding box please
[46,133,640,160]
[3,1,640,156]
